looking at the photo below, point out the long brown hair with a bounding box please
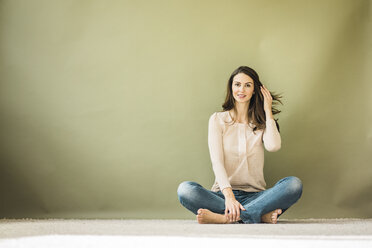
[221,66,283,132]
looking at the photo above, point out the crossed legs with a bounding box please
[177,176,303,224]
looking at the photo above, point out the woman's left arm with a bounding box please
[261,85,281,152]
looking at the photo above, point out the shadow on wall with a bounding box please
[268,2,371,218]
[0,162,47,217]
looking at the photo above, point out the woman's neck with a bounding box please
[230,102,249,123]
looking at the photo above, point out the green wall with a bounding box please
[0,0,371,219]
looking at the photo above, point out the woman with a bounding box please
[177,66,302,224]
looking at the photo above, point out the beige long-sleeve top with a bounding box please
[208,111,281,193]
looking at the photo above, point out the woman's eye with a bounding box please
[234,83,250,87]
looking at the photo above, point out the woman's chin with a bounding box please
[235,98,250,103]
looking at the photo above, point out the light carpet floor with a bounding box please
[0,218,371,248]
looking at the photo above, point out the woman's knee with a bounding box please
[283,176,303,197]
[177,181,200,200]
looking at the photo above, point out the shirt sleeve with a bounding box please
[208,112,231,191]
[262,118,281,152]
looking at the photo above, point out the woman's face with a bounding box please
[231,73,255,103]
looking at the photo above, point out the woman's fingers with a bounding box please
[226,200,245,222]
[225,209,229,220]
[261,85,269,94]
[235,208,240,222]
[261,85,273,112]
[231,209,236,222]
[261,86,269,96]
[232,206,240,222]
[229,209,235,222]
[262,85,272,99]
[226,208,232,222]
[227,207,237,222]
[260,86,268,99]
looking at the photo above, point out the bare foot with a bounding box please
[261,209,282,224]
[196,208,238,224]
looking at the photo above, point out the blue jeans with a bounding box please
[177,176,303,224]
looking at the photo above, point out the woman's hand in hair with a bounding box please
[260,85,273,119]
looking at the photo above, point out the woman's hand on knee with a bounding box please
[224,197,246,222]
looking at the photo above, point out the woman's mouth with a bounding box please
[237,94,246,99]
